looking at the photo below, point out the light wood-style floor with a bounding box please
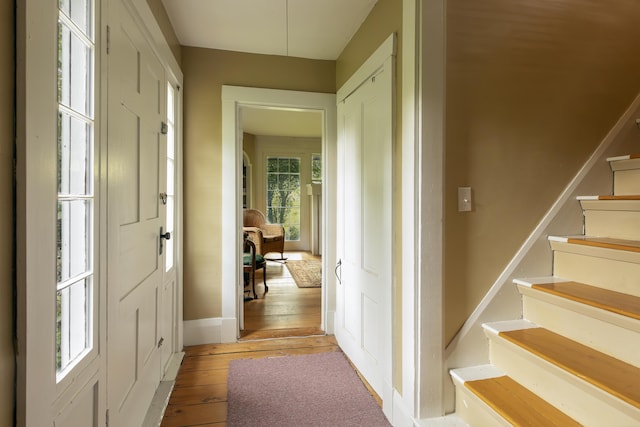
[242,251,323,340]
[161,252,328,426]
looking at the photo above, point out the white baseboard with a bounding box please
[391,389,416,427]
[183,317,237,346]
[324,310,335,334]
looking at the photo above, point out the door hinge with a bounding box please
[106,409,109,426]
[161,121,168,135]
[106,25,111,54]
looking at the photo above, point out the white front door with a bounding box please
[335,48,394,405]
[106,0,166,424]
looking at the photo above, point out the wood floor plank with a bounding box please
[167,384,227,405]
[240,326,325,340]
[465,375,581,426]
[161,401,227,427]
[532,281,640,320]
[184,335,337,357]
[174,369,228,388]
[179,345,340,372]
[500,328,640,409]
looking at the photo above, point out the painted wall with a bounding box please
[444,0,640,343]
[181,48,335,320]
[335,0,403,390]
[145,0,182,65]
[0,1,13,425]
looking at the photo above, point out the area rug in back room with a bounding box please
[285,258,321,288]
[227,351,390,426]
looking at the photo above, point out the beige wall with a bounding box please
[336,0,403,390]
[1,1,13,425]
[182,48,335,320]
[444,0,640,343]
[146,0,182,65]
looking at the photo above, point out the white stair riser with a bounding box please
[614,169,640,195]
[553,251,640,298]
[610,157,640,195]
[583,210,640,240]
[488,335,640,426]
[521,292,640,367]
[452,384,511,427]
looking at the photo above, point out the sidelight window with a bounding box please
[165,83,176,272]
[56,0,95,379]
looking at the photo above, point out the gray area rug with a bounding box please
[227,351,391,426]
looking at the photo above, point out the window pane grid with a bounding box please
[58,109,93,196]
[56,278,92,372]
[57,270,93,293]
[58,3,94,44]
[266,157,301,241]
[57,0,94,378]
[165,83,176,272]
[58,16,94,118]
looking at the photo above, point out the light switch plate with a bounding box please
[458,187,472,212]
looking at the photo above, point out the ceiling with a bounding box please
[161,0,378,138]
[161,0,378,60]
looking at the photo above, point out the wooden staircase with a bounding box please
[450,154,640,426]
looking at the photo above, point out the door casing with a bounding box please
[221,86,337,340]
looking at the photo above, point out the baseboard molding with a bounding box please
[183,317,237,346]
[391,389,416,427]
[324,309,335,335]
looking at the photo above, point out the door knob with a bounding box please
[159,226,171,255]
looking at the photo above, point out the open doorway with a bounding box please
[240,108,324,338]
[220,86,337,343]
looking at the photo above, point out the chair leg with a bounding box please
[262,265,268,293]
[251,269,257,299]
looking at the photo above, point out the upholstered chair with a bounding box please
[242,209,286,260]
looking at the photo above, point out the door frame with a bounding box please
[221,86,337,340]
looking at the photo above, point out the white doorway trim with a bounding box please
[221,86,337,341]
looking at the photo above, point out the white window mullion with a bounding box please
[56,0,95,381]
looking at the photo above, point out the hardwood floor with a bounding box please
[161,252,328,426]
[160,336,340,426]
[241,251,323,340]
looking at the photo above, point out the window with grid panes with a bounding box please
[56,0,95,379]
[266,157,301,241]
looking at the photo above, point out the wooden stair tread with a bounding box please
[609,154,640,161]
[531,281,640,321]
[465,375,581,427]
[500,327,640,410]
[592,195,640,201]
[566,236,640,253]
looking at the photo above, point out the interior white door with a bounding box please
[106,1,166,425]
[335,64,393,400]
